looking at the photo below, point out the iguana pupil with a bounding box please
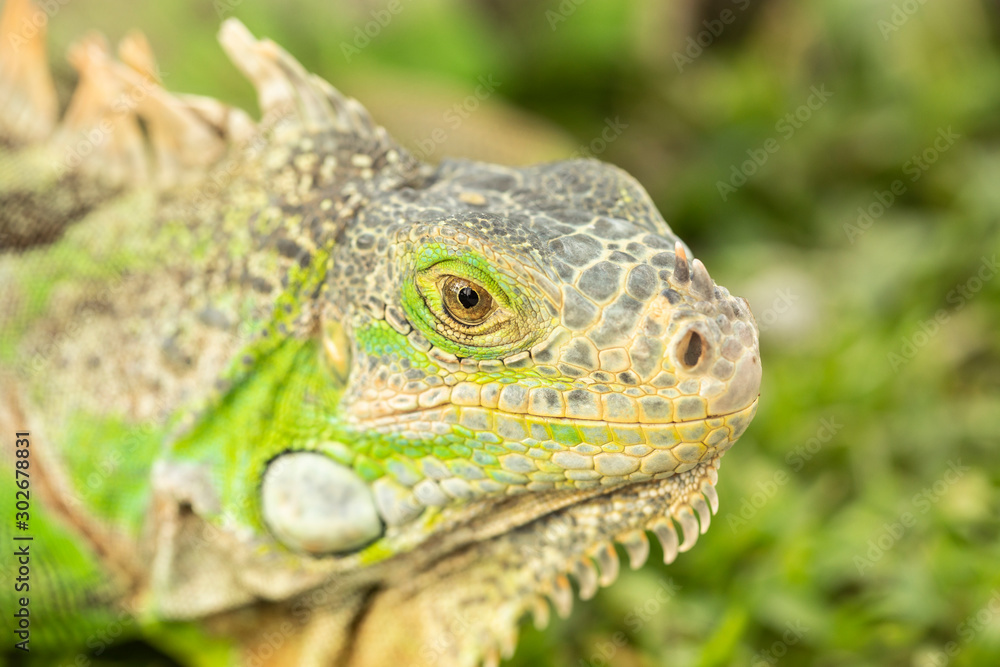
[441,275,494,324]
[458,286,479,308]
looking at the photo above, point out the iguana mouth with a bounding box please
[356,399,758,485]
[359,398,759,427]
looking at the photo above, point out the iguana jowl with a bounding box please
[0,3,761,665]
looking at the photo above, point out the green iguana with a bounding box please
[0,2,761,664]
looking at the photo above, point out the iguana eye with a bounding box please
[440,276,495,325]
[401,251,554,359]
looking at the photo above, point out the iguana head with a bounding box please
[265,159,761,548]
[226,19,760,586]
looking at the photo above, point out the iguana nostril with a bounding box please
[679,331,705,369]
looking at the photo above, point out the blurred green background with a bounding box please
[44,0,1000,665]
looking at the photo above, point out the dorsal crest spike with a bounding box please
[0,0,59,144]
[216,18,398,150]
[691,258,714,300]
[108,33,231,187]
[117,30,161,83]
[58,31,149,186]
[674,240,690,283]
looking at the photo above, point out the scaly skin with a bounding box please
[0,5,760,666]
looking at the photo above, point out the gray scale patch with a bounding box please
[599,475,628,486]
[459,408,491,431]
[642,234,673,250]
[593,216,639,240]
[721,337,744,362]
[500,454,537,474]
[385,458,421,486]
[529,422,551,440]
[496,416,528,441]
[549,233,605,265]
[446,459,486,480]
[617,371,639,385]
[504,352,533,369]
[548,208,594,225]
[589,295,644,348]
[551,259,575,282]
[640,450,679,474]
[679,378,701,394]
[490,470,529,485]
[640,316,665,338]
[706,428,729,447]
[530,387,563,416]
[650,252,675,268]
[474,479,505,494]
[473,450,497,467]
[563,337,599,369]
[481,383,501,405]
[712,358,735,381]
[610,426,644,445]
[440,477,476,500]
[594,453,640,476]
[567,390,602,419]
[607,251,637,265]
[557,363,587,378]
[579,424,612,444]
[639,395,672,420]
[372,477,424,526]
[646,427,680,447]
[675,443,704,462]
[552,451,592,469]
[562,285,600,330]
[626,265,658,301]
[413,479,449,506]
[421,457,451,480]
[475,432,502,445]
[651,371,677,388]
[578,261,622,303]
[603,393,637,421]
[626,242,647,258]
[498,383,528,412]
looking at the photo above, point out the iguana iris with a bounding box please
[0,3,761,665]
